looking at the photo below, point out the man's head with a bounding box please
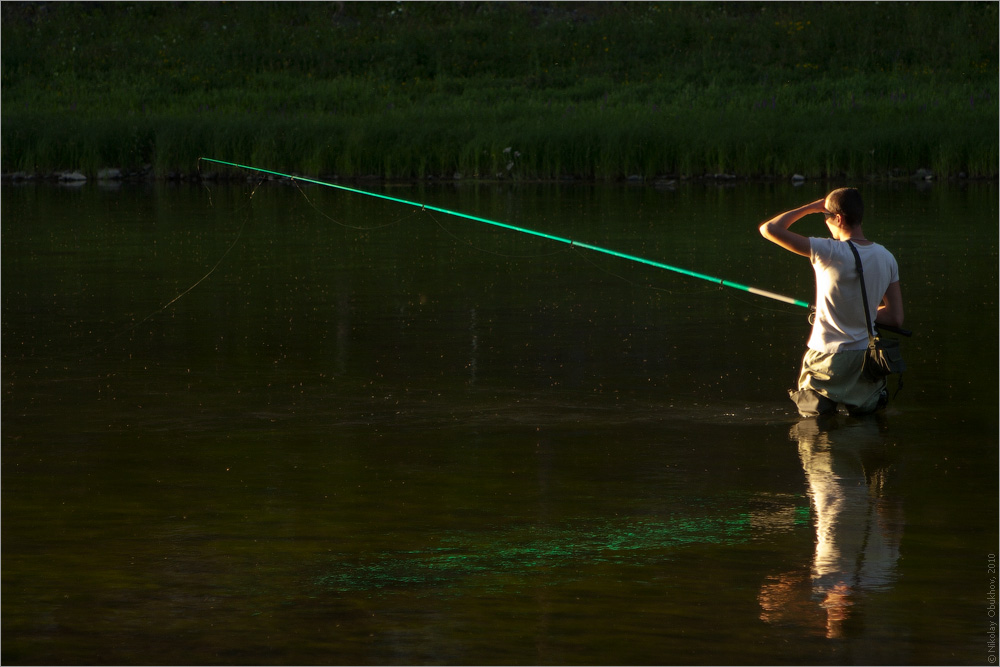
[824,187,864,229]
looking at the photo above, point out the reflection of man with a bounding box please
[759,417,903,639]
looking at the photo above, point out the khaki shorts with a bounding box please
[788,348,886,417]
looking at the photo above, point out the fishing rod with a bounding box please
[199,157,811,309]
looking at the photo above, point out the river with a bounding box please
[2,178,997,664]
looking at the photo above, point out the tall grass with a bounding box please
[2,2,996,179]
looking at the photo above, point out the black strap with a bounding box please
[847,240,876,342]
[849,241,905,397]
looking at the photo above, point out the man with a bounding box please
[759,187,904,417]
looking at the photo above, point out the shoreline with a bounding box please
[4,166,991,187]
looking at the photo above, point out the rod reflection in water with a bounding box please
[759,417,904,639]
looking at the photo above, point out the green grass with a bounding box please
[2,1,997,179]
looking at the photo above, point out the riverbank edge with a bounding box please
[4,166,991,187]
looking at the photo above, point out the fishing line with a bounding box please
[290,178,421,231]
[425,208,573,260]
[136,215,246,321]
[199,157,813,310]
[292,173,571,259]
[94,178,262,352]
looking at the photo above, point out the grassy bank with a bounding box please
[2,1,997,180]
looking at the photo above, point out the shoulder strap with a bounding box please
[847,240,876,340]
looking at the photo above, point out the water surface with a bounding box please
[3,179,997,665]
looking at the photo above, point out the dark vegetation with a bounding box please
[2,1,997,181]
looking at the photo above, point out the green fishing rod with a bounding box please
[200,157,811,309]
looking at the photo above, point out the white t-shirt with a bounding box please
[807,237,900,353]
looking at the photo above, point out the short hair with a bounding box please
[827,187,864,227]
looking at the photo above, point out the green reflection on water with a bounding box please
[318,511,805,595]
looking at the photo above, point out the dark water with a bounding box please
[2,179,997,665]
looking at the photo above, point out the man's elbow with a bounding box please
[877,307,904,328]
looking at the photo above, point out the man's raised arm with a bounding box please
[758,199,826,257]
